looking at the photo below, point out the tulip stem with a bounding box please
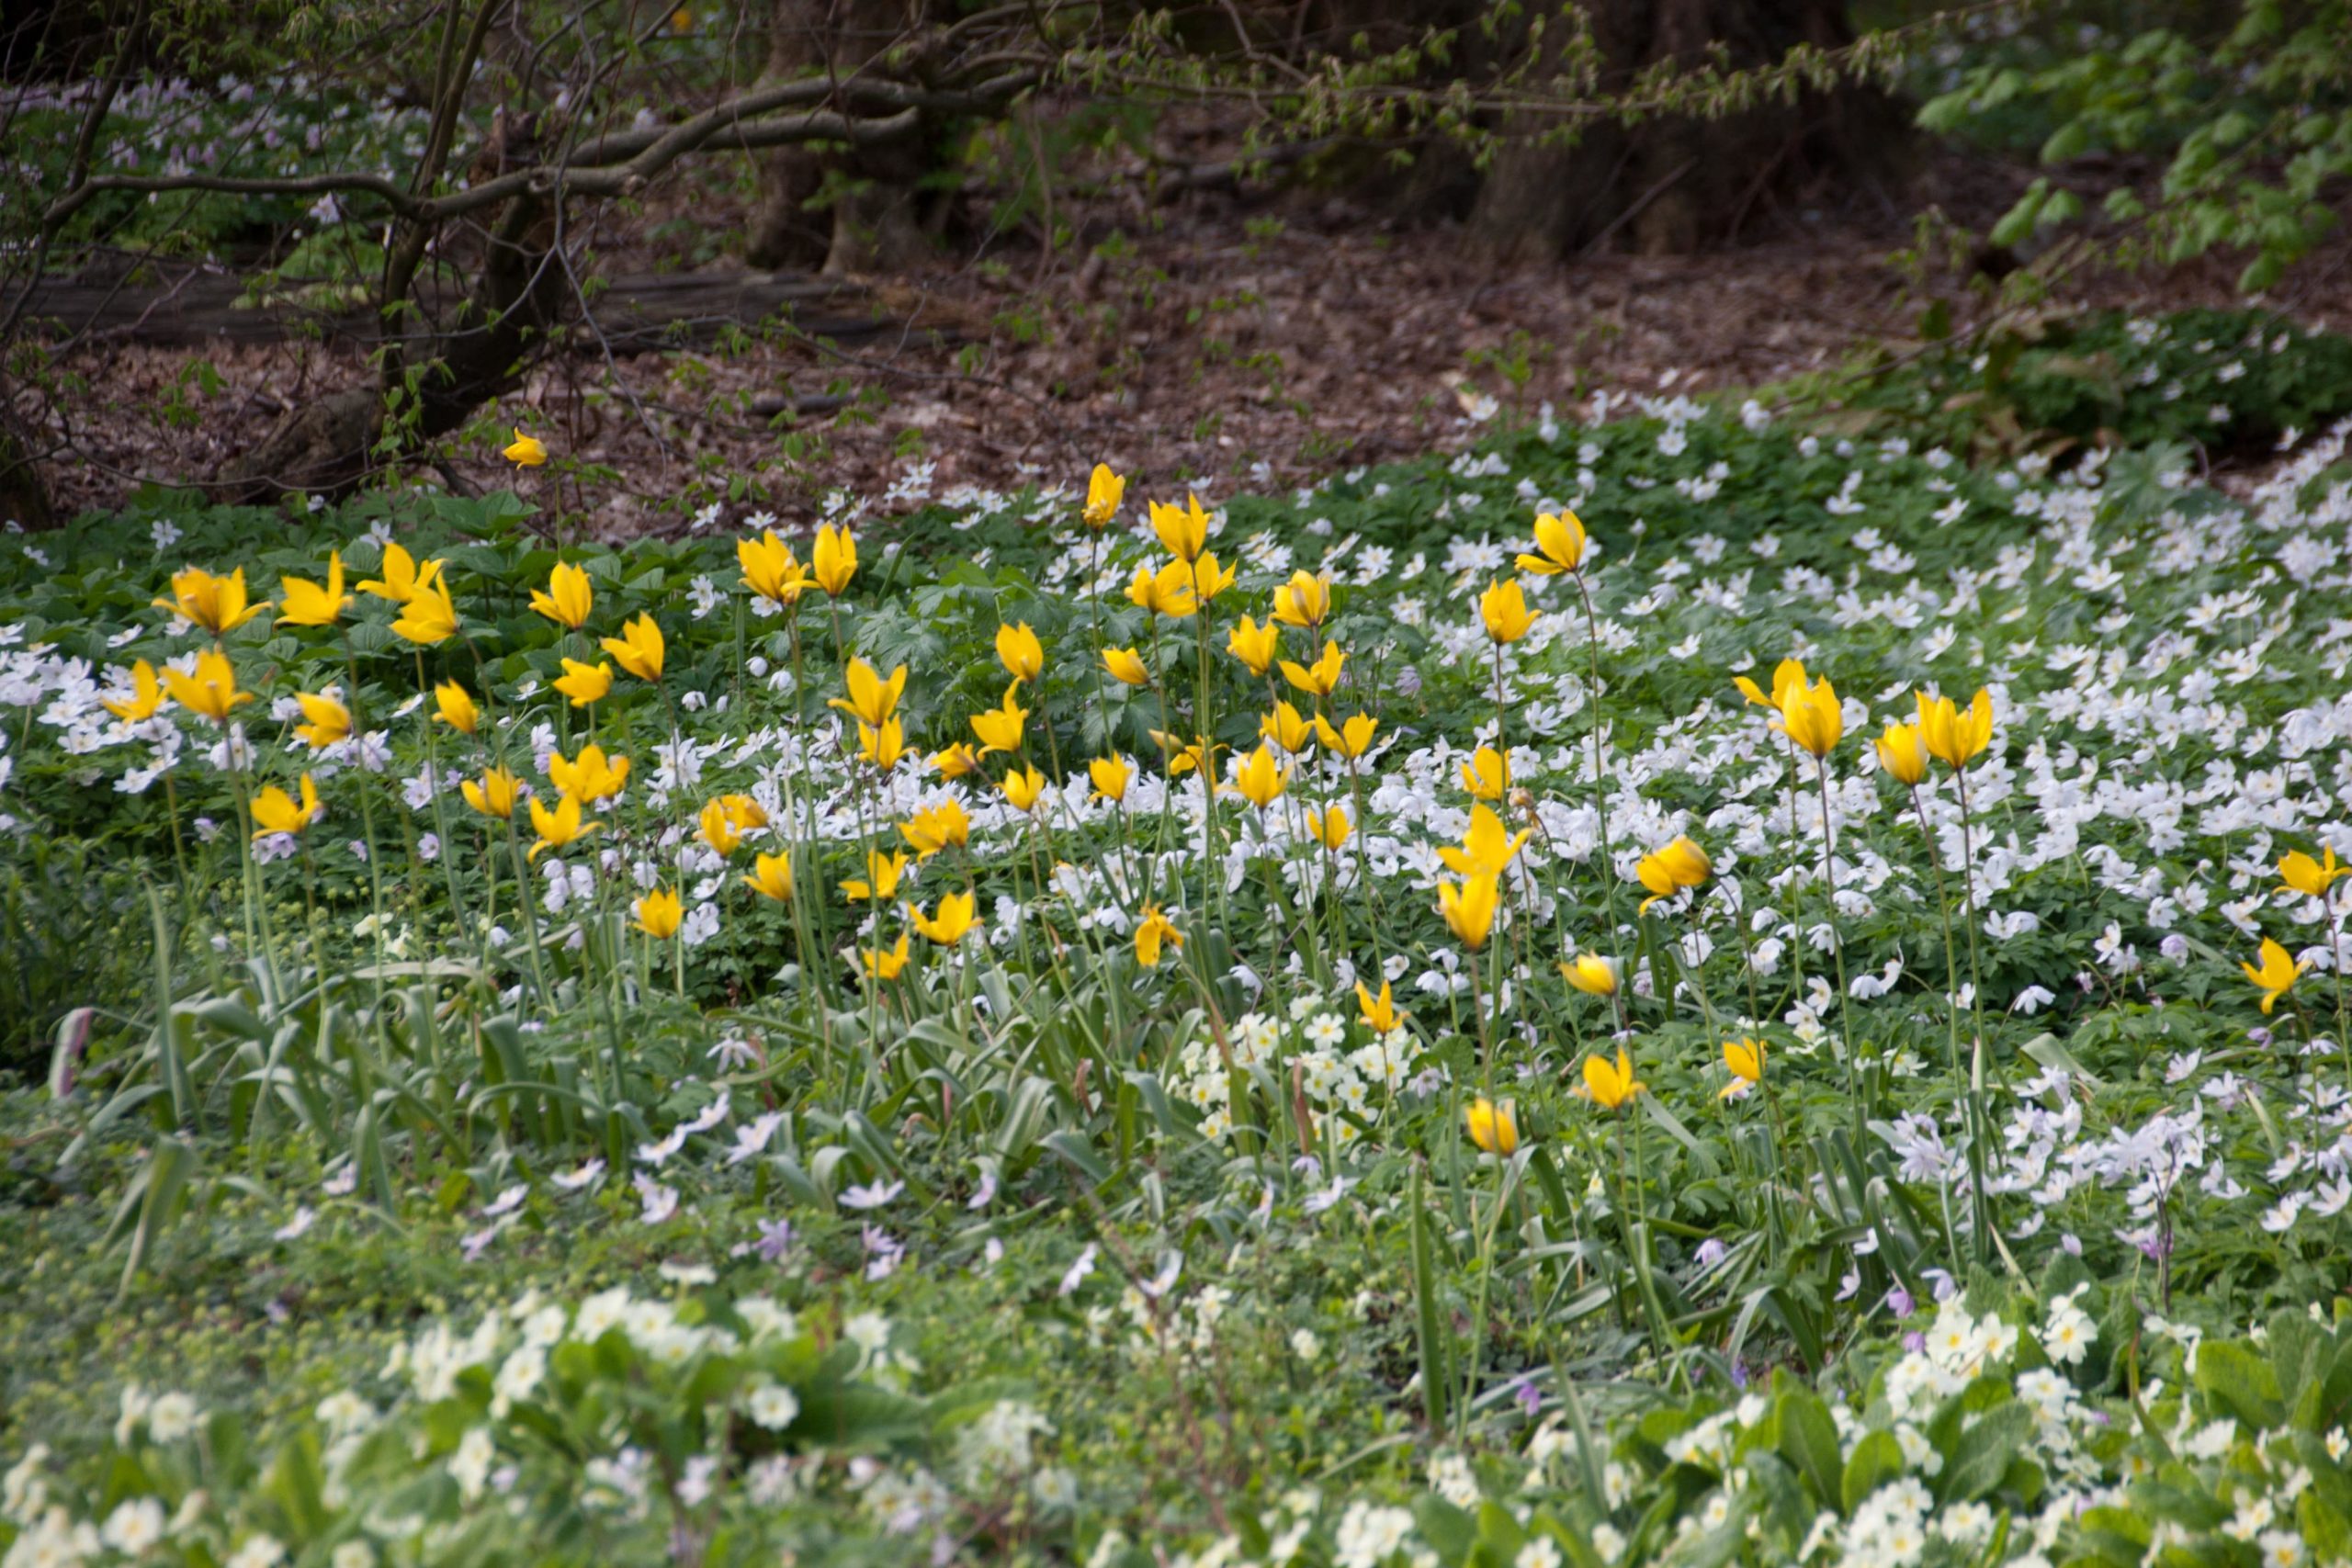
[1573,574,1622,931]
[1816,758,1860,1124]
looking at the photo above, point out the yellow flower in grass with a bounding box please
[635,887,684,940]
[842,849,906,904]
[1561,953,1617,997]
[1125,559,1198,619]
[155,566,267,636]
[738,530,809,605]
[356,541,443,605]
[1279,640,1345,699]
[434,680,479,735]
[1134,904,1182,967]
[392,579,459,645]
[1720,1038,1766,1100]
[161,649,249,723]
[1734,658,1806,715]
[1001,764,1047,814]
[830,659,906,728]
[2278,849,2351,901]
[700,797,745,855]
[1084,463,1125,529]
[503,427,548,467]
[970,682,1029,756]
[861,932,910,981]
[1781,672,1843,759]
[718,793,768,832]
[1272,570,1330,629]
[1356,980,1404,1034]
[813,525,857,596]
[1153,731,1222,784]
[251,773,322,838]
[907,891,978,945]
[931,742,983,780]
[996,623,1044,683]
[1189,551,1238,604]
[277,552,351,627]
[532,561,594,629]
[1306,805,1351,851]
[547,743,629,803]
[101,660,167,723]
[1313,712,1378,760]
[859,719,911,772]
[601,614,665,682]
[1089,756,1133,803]
[1261,701,1316,755]
[1478,578,1536,644]
[1460,745,1510,801]
[1916,687,1995,770]
[1148,493,1211,562]
[553,659,612,707]
[1874,720,1928,786]
[1103,646,1151,686]
[1577,1051,1645,1111]
[526,792,598,860]
[1635,835,1711,914]
[1439,873,1498,950]
[1227,615,1282,676]
[1439,803,1529,880]
[1516,511,1587,576]
[462,766,522,819]
[901,800,971,859]
[743,851,794,901]
[293,691,351,750]
[1233,743,1290,809]
[1465,1097,1519,1156]
[2243,938,2305,1015]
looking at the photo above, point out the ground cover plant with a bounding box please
[8,312,2352,1567]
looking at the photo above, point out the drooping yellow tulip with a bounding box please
[1134,904,1182,967]
[391,579,459,645]
[101,660,167,723]
[2278,849,2351,901]
[600,614,665,682]
[970,682,1029,756]
[1439,803,1530,880]
[1261,701,1316,755]
[1356,980,1404,1033]
[531,561,594,630]
[277,552,351,627]
[900,800,971,859]
[160,649,249,724]
[831,659,908,728]
[861,932,911,981]
[1084,463,1125,529]
[1460,745,1510,801]
[1279,640,1345,699]
[738,530,809,605]
[1439,873,1498,950]
[842,849,907,904]
[931,742,983,780]
[996,623,1044,683]
[1103,647,1151,686]
[462,766,522,819]
[1306,804,1351,851]
[813,525,858,596]
[1635,835,1711,914]
[1227,615,1282,677]
[1720,1038,1766,1100]
[1313,712,1378,760]
[526,792,599,861]
[1001,764,1047,814]
[1561,953,1617,997]
[634,887,684,940]
[1873,720,1928,786]
[743,851,794,901]
[700,796,744,855]
[1516,511,1587,577]
[1148,493,1211,562]
[1466,1097,1519,1156]
[154,566,267,636]
[1916,687,1995,770]
[1153,731,1220,784]
[434,680,480,735]
[1478,578,1536,644]
[252,773,322,838]
[1781,672,1843,759]
[907,891,978,945]
[293,691,351,750]
[356,542,445,605]
[1271,571,1330,629]
[2243,938,2304,1015]
[1125,559,1199,619]
[1233,742,1291,809]
[1577,1051,1645,1111]
[1089,756,1133,803]
[503,427,548,467]
[553,658,613,708]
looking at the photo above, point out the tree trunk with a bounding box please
[0,407,52,529]
[1466,0,1903,261]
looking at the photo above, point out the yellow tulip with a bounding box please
[1090,756,1133,803]
[600,614,665,682]
[277,552,351,627]
[738,529,808,605]
[813,525,857,596]
[2243,938,2304,1015]
[1227,615,1282,676]
[1916,687,1995,770]
[1233,742,1291,808]
[1577,1051,1645,1111]
[1439,803,1531,879]
[907,891,979,945]
[1466,1097,1519,1156]
[634,887,684,940]
[1154,731,1220,783]
[1780,672,1843,759]
[842,849,906,904]
[1103,647,1151,686]
[1001,764,1047,814]
[2278,849,2350,901]
[1313,712,1378,759]
[1873,720,1928,786]
[1189,551,1238,604]
[356,542,444,605]
[1460,745,1510,801]
[251,773,322,838]
[1439,873,1499,950]
[100,660,167,723]
[1635,835,1711,914]
[1134,904,1182,967]
[1261,701,1316,755]
[1271,570,1331,629]
[718,793,768,832]
[1125,559,1198,619]
[1148,493,1211,562]
[531,561,594,630]
[553,658,613,707]
[996,623,1044,682]
[931,742,984,780]
[526,792,599,861]
[970,681,1029,756]
[1720,1038,1766,1100]
[391,579,459,645]
[1516,511,1587,576]
[161,649,249,724]
[743,851,794,901]
[1279,640,1345,699]
[1356,980,1404,1033]
[548,743,629,803]
[1306,804,1351,851]
[1478,578,1536,644]
[859,719,911,772]
[861,932,911,981]
[900,800,971,858]
[503,427,548,467]
[1084,463,1125,529]
[1734,658,1806,715]
[292,691,351,750]
[700,796,744,855]
[830,659,907,728]
[154,566,267,636]
[462,766,522,819]
[1561,953,1617,997]
[434,680,480,735]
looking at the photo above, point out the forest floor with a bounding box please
[35,148,2352,531]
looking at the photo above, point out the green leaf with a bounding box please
[1939,1400,2033,1504]
[1775,1391,1841,1507]
[1840,1428,1905,1515]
